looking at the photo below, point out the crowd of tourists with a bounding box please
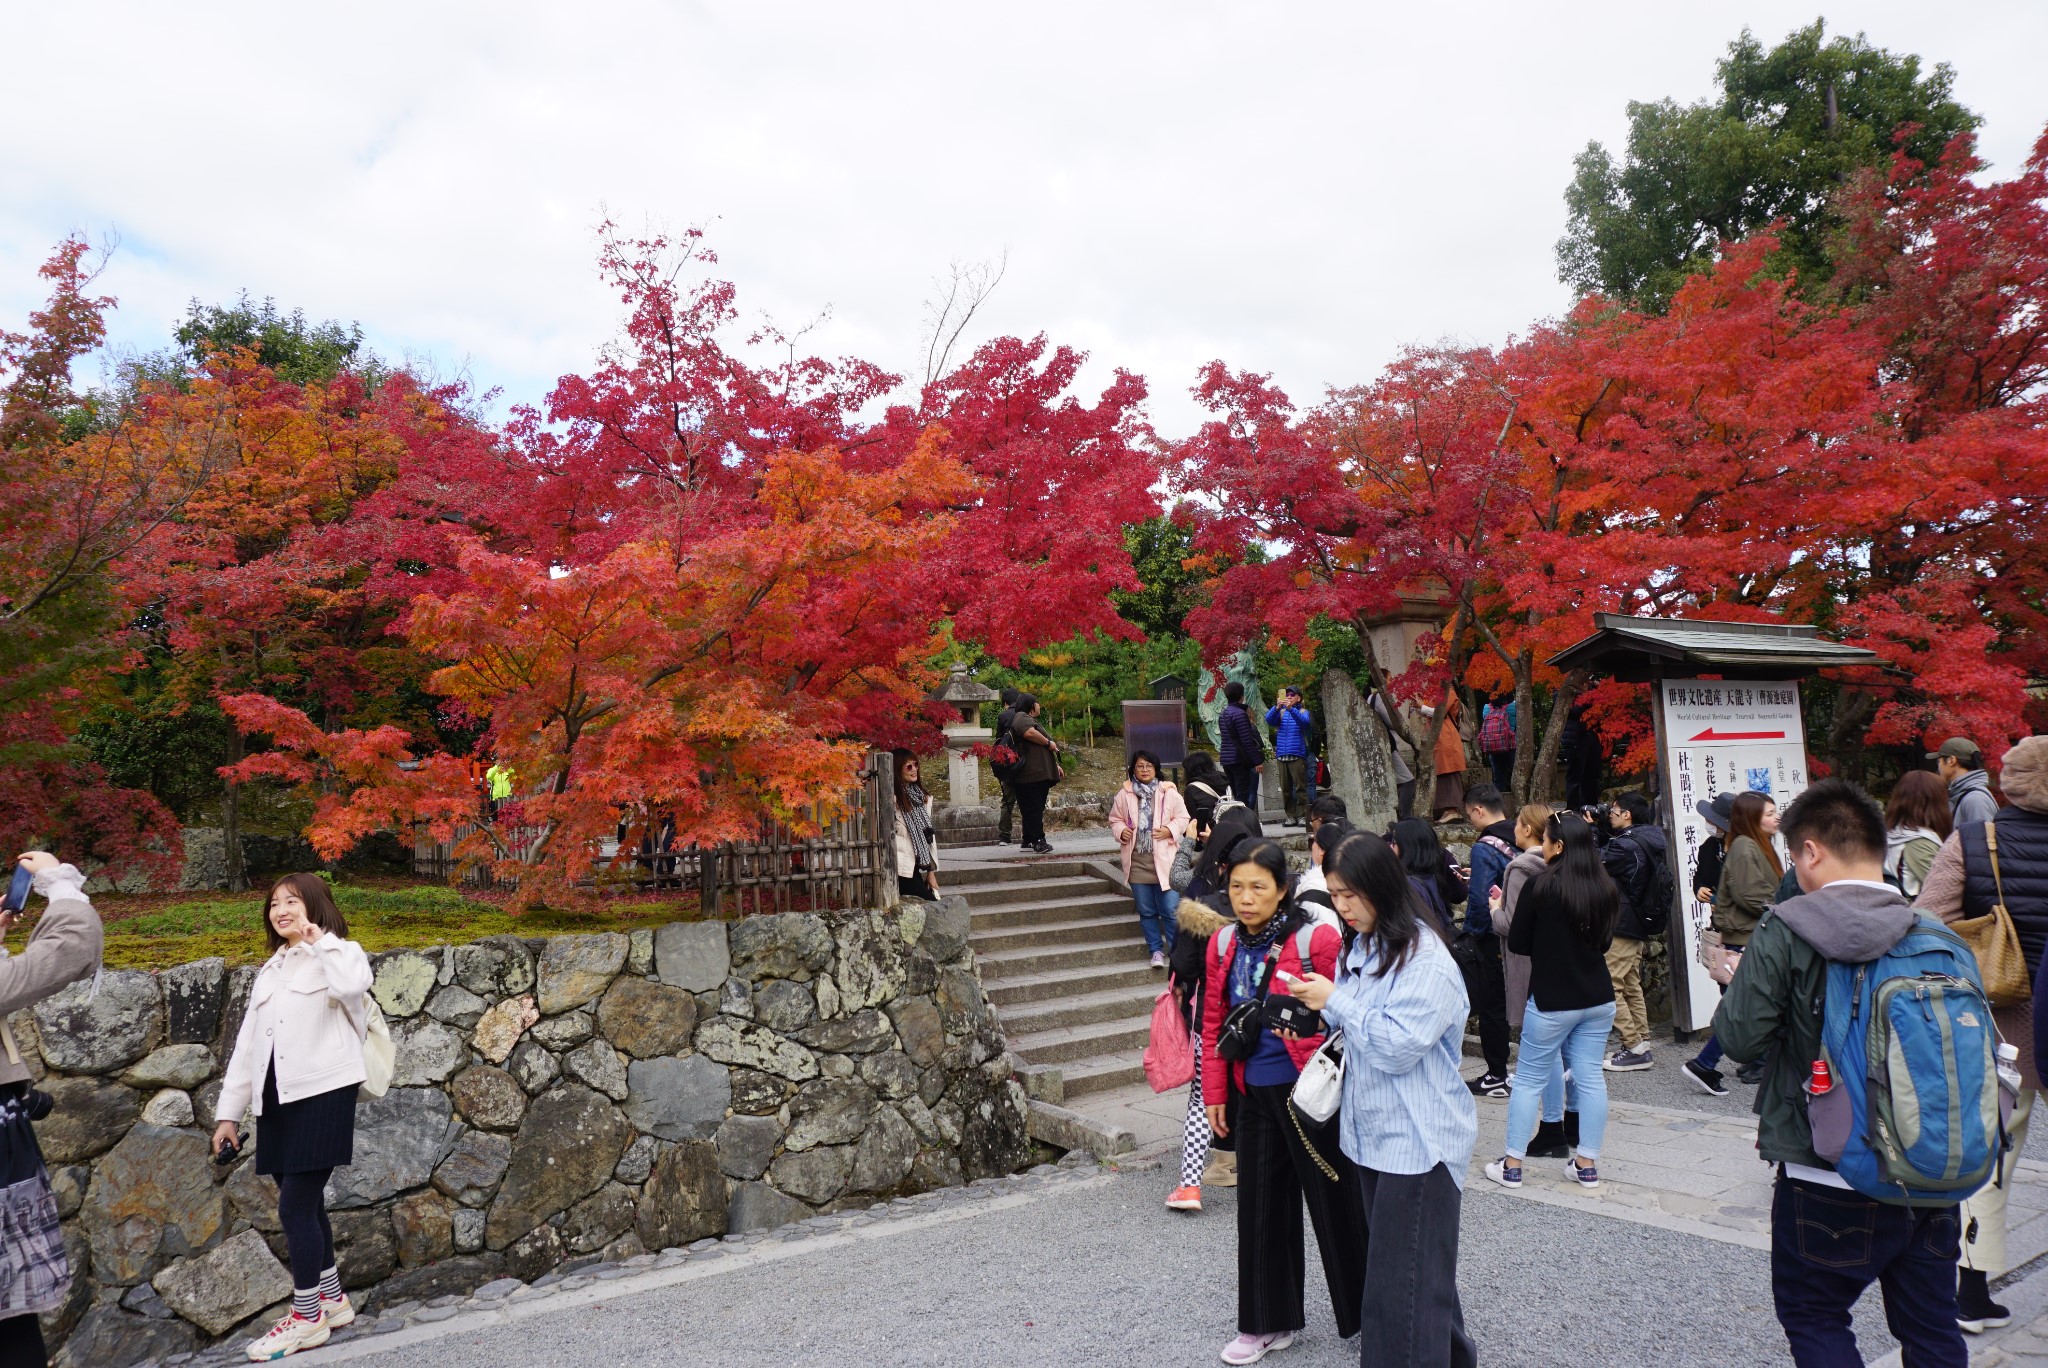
[1136,723,2048,1368]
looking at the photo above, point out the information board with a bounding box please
[1658,678,1809,1032]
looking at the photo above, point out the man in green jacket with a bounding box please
[1713,779,1967,1368]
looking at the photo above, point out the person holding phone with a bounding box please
[214,874,373,1360]
[0,852,103,1367]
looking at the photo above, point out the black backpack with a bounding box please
[1636,835,1675,936]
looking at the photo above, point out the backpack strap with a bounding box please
[1215,925,1235,966]
[1294,924,1318,976]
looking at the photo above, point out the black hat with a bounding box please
[1694,792,1737,831]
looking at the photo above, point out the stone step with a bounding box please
[994,982,1163,1036]
[950,875,1114,909]
[943,860,1096,887]
[969,893,1132,930]
[1008,1017,1154,1066]
[975,936,1152,980]
[970,915,1141,955]
[984,961,1161,1008]
[1060,1054,1151,1099]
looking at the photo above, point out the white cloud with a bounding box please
[5,0,2043,435]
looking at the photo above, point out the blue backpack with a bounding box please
[1806,916,2004,1207]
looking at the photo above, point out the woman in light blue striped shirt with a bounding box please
[1287,832,1479,1368]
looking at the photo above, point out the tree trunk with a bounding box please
[222,727,247,893]
[1528,668,1592,804]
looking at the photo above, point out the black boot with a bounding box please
[1563,1110,1581,1148]
[1527,1121,1570,1159]
[1957,1267,2012,1333]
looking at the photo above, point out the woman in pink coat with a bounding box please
[1109,750,1192,968]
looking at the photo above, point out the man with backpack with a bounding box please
[1478,696,1518,796]
[994,688,1021,845]
[1599,791,1670,1073]
[1716,778,1992,1368]
[1459,784,1516,1097]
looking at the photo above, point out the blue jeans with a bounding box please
[1540,1059,1577,1124]
[1694,1034,1724,1069]
[1506,1001,1616,1160]
[1131,882,1180,956]
[1771,1176,1965,1367]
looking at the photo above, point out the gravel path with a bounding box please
[323,1156,1911,1368]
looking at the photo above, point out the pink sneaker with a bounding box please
[1221,1330,1295,1364]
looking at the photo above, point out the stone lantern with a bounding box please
[929,663,999,839]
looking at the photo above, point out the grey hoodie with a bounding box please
[1770,880,1918,962]
[1951,769,1999,828]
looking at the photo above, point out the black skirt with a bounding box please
[255,1063,357,1176]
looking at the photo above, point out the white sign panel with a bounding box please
[1659,679,1810,1032]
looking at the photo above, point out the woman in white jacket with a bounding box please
[212,874,373,1361]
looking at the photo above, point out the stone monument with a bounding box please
[930,665,1001,847]
[1320,667,1399,837]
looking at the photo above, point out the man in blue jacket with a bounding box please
[1265,686,1315,827]
[1460,784,1516,1096]
[1217,682,1265,814]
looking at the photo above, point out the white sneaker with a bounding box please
[247,1311,329,1361]
[320,1292,355,1328]
[1221,1331,1295,1364]
[1150,951,1167,969]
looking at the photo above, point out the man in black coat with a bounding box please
[1600,791,1669,1072]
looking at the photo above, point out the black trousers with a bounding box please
[898,874,935,902]
[1236,1082,1365,1338]
[1458,936,1510,1076]
[277,1168,337,1291]
[0,1313,45,1368]
[1015,781,1052,846]
[1224,763,1260,814]
[997,781,1017,842]
[1396,779,1417,821]
[1355,1162,1475,1368]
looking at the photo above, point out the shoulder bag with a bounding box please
[1954,821,2031,1008]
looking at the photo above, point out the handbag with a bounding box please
[360,1000,396,1097]
[1215,924,1317,1062]
[1955,822,2031,1008]
[1291,1033,1344,1123]
[1144,983,1195,1092]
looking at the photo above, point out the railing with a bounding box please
[412,751,896,914]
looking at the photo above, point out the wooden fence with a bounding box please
[412,751,897,914]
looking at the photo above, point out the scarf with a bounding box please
[1131,780,1158,842]
[901,783,937,874]
[1228,915,1288,1006]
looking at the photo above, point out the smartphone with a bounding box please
[3,864,30,916]
[1274,969,1302,987]
[1488,884,1502,901]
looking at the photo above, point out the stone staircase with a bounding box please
[952,859,1158,1101]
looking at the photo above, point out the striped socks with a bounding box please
[292,1286,321,1321]
[319,1266,344,1302]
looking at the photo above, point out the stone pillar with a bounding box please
[1320,668,1398,836]
[942,721,987,807]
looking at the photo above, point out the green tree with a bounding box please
[1112,515,1200,639]
[175,294,378,387]
[1558,20,1977,310]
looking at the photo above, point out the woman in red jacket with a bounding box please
[1200,840,1363,1366]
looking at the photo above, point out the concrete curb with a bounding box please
[1027,1099,1137,1157]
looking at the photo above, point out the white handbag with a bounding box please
[359,1001,395,1097]
[1291,1032,1345,1124]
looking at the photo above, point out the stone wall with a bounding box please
[22,900,1027,1367]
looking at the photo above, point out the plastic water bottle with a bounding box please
[1998,1042,2022,1096]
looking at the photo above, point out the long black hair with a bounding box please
[1389,816,1464,916]
[1193,804,1264,892]
[1324,832,1434,978]
[1535,811,1619,943]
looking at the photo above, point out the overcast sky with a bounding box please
[5,2,2043,436]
